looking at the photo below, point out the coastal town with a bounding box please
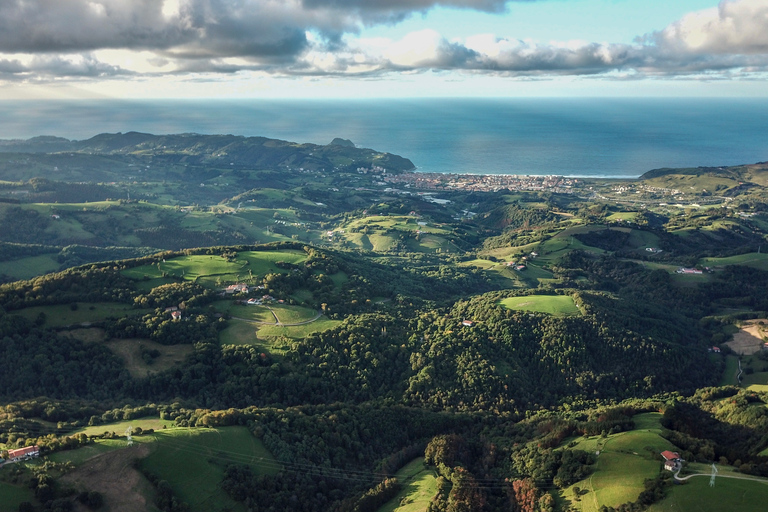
[382,171,580,193]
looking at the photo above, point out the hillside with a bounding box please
[1,136,768,511]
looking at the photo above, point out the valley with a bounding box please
[1,133,768,512]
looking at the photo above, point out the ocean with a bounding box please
[1,98,767,178]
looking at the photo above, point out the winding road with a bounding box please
[674,466,768,484]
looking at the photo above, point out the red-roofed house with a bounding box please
[171,311,182,320]
[7,445,40,462]
[462,320,474,327]
[661,451,680,461]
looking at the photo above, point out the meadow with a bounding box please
[122,249,307,288]
[0,254,60,280]
[498,295,580,316]
[377,458,439,512]
[700,252,768,271]
[140,426,279,512]
[0,481,36,510]
[647,474,768,512]
[9,302,148,328]
[560,413,676,512]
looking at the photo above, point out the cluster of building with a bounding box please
[382,172,578,193]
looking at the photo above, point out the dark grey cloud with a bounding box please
[0,54,129,81]
[0,0,519,56]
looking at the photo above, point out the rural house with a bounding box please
[661,451,681,461]
[8,445,40,462]
[225,283,249,294]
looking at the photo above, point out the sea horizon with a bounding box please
[1,97,766,178]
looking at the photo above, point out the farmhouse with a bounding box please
[7,445,40,462]
[661,451,681,461]
[676,267,702,274]
[462,320,475,327]
[171,311,182,320]
[225,284,249,294]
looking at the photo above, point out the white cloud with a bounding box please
[654,0,768,54]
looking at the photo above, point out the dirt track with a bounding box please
[60,444,156,512]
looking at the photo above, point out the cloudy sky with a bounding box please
[2,0,768,98]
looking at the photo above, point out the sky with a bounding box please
[2,0,768,98]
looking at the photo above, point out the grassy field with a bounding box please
[140,426,279,512]
[220,317,341,347]
[104,338,194,378]
[720,355,740,386]
[700,253,768,271]
[498,295,580,316]
[257,317,341,339]
[9,302,148,328]
[648,475,768,512]
[70,417,177,437]
[219,319,259,345]
[0,254,61,280]
[48,438,139,466]
[378,458,439,512]
[561,413,676,512]
[269,304,318,324]
[0,481,37,510]
[123,250,307,288]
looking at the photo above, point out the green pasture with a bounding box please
[671,272,713,286]
[498,295,580,316]
[219,320,259,345]
[606,212,639,222]
[70,417,177,438]
[458,260,526,289]
[9,302,146,328]
[642,173,738,193]
[561,414,676,512]
[378,458,439,512]
[523,263,557,285]
[0,481,36,510]
[48,438,137,466]
[648,474,768,512]
[44,216,97,242]
[270,304,318,324]
[104,338,194,378]
[0,254,61,280]
[122,250,307,286]
[700,253,768,271]
[257,317,341,340]
[532,227,606,264]
[720,356,741,386]
[741,371,768,389]
[221,303,277,323]
[405,234,457,254]
[140,426,279,512]
[329,271,348,287]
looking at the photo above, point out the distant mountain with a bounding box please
[0,131,416,173]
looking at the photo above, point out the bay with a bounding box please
[1,98,766,178]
